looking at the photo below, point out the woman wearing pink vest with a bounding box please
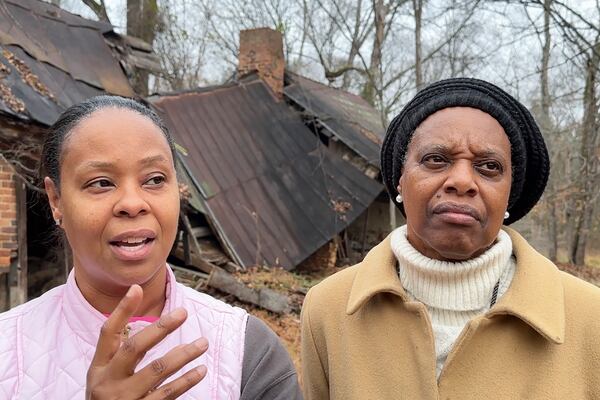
[0,96,301,399]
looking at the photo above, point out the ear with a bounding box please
[44,177,62,224]
[396,176,403,196]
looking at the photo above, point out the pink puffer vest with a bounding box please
[0,266,248,399]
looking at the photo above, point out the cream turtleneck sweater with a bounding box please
[390,225,516,379]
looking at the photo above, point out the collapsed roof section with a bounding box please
[284,72,386,168]
[0,0,135,126]
[151,77,382,270]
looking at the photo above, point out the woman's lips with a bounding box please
[432,202,481,225]
[109,229,157,261]
[110,238,155,261]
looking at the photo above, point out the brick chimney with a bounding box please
[238,28,285,98]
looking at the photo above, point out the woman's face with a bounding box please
[398,107,512,261]
[45,108,180,291]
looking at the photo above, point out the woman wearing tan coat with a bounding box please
[301,78,600,399]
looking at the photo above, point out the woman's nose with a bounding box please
[443,161,478,197]
[113,185,149,217]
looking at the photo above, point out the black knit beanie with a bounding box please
[381,78,550,225]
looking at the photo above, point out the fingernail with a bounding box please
[125,285,135,298]
[194,338,208,351]
[196,365,207,375]
[171,307,187,320]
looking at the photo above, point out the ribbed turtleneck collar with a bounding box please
[390,225,513,311]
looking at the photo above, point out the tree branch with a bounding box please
[80,0,111,23]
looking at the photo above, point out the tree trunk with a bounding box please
[362,0,385,106]
[413,0,423,90]
[342,0,363,90]
[540,0,558,261]
[570,42,599,265]
[127,0,159,96]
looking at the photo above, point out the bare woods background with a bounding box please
[54,0,599,266]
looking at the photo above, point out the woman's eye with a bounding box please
[88,179,113,189]
[145,175,166,186]
[477,161,503,176]
[422,154,448,167]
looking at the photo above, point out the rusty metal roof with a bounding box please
[151,78,382,270]
[284,72,385,167]
[0,0,134,126]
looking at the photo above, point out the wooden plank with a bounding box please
[14,177,26,304]
[173,220,290,314]
[171,232,290,314]
[120,34,153,52]
[0,273,8,311]
[129,50,161,72]
[180,214,213,274]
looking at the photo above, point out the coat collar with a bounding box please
[346,227,565,344]
[62,265,182,347]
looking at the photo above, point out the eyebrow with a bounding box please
[417,143,509,163]
[80,155,169,171]
[139,155,169,166]
[83,160,113,169]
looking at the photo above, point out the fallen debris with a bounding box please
[170,213,291,314]
[2,49,56,102]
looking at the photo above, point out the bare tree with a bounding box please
[524,0,561,261]
[152,1,209,92]
[306,0,374,91]
[80,0,110,22]
[413,0,424,90]
[199,0,304,71]
[548,1,600,265]
[571,41,599,265]
[127,0,159,95]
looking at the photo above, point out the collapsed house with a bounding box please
[0,3,394,313]
[151,28,395,276]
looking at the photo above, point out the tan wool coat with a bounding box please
[301,228,600,399]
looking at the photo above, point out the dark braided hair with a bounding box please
[39,95,175,190]
[381,78,550,225]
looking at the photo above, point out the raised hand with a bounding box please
[86,285,208,399]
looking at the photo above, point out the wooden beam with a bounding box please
[172,245,290,314]
[13,177,27,305]
[0,273,8,311]
[129,50,162,73]
[120,34,153,52]
[178,213,289,313]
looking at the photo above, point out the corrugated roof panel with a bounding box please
[284,72,385,167]
[0,3,67,71]
[152,79,382,269]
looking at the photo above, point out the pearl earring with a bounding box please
[55,218,61,226]
[504,211,510,220]
[395,194,402,203]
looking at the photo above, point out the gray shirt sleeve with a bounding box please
[240,315,303,400]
